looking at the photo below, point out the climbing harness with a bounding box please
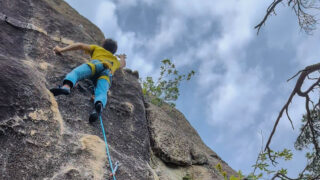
[87,61,114,85]
[99,115,119,180]
[98,75,111,85]
[87,59,114,76]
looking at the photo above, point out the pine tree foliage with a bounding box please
[294,110,320,178]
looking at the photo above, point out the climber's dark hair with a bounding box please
[102,38,117,54]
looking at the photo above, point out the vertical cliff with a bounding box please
[0,0,235,179]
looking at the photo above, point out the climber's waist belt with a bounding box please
[87,60,112,84]
[87,60,113,75]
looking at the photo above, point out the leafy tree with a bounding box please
[141,59,195,107]
[250,148,293,180]
[214,163,245,180]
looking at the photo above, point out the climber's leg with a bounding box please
[63,63,92,88]
[50,62,94,96]
[89,71,111,123]
[94,78,110,108]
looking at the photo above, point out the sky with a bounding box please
[65,0,320,177]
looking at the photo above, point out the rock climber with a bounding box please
[50,39,126,123]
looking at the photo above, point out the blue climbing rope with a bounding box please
[99,115,116,180]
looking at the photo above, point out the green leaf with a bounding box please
[162,59,170,64]
[229,175,239,180]
[140,59,195,107]
[278,168,288,175]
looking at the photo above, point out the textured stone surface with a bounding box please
[150,155,220,180]
[0,0,151,179]
[0,0,235,179]
[146,103,236,179]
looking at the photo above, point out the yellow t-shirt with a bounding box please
[87,45,120,74]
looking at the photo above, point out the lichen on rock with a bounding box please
[80,135,106,180]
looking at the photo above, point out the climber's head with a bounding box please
[102,38,117,54]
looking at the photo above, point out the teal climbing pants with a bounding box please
[63,60,112,108]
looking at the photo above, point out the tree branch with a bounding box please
[263,62,320,179]
[256,0,319,34]
[255,0,284,34]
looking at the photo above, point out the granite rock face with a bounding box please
[0,0,235,179]
[146,103,236,180]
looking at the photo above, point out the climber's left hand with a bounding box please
[53,46,62,55]
[118,54,127,68]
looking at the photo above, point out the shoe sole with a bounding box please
[89,112,98,123]
[50,88,70,96]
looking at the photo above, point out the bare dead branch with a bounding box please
[264,86,296,152]
[288,70,303,82]
[285,107,295,129]
[307,74,319,80]
[271,163,319,180]
[297,76,320,96]
[272,172,297,180]
[265,63,320,150]
[255,0,284,34]
[263,62,320,179]
[256,0,320,34]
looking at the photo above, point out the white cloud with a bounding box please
[93,1,157,77]
[295,31,320,66]
[94,1,118,35]
[187,0,271,129]
[207,67,269,130]
[114,0,138,7]
[114,0,156,6]
[146,17,187,55]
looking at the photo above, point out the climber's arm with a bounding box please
[53,43,91,54]
[118,54,127,68]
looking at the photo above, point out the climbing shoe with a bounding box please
[50,86,70,96]
[89,102,103,123]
